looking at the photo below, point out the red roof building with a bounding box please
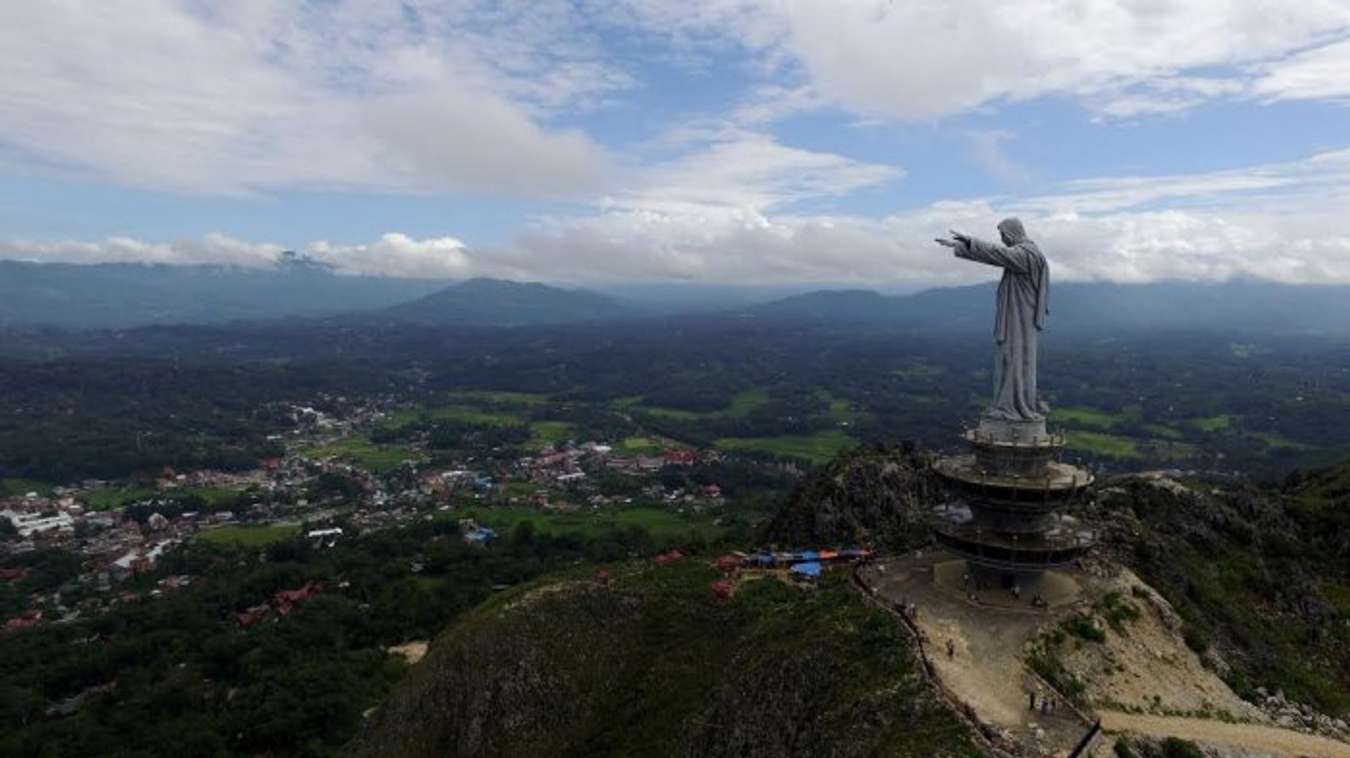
[235,604,270,628]
[663,449,697,466]
[4,609,43,632]
[273,580,323,615]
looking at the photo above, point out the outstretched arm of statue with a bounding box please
[935,230,970,249]
[951,235,1033,274]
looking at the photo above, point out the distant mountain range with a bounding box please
[374,277,644,327]
[4,257,1350,335]
[0,258,446,328]
[743,280,1350,336]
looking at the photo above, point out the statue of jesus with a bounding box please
[936,217,1050,422]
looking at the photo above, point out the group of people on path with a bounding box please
[1029,690,1058,715]
[960,571,1050,608]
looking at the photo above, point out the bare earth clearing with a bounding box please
[861,552,1350,757]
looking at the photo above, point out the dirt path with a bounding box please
[1101,711,1350,757]
[862,554,1090,755]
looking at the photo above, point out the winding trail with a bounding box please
[1100,711,1350,757]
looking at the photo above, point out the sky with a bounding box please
[3,0,1350,289]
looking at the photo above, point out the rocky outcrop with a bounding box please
[1091,467,1350,725]
[764,443,939,550]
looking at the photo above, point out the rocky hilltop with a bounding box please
[764,443,939,550]
[770,443,1350,720]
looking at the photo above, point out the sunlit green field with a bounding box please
[1065,430,1142,459]
[637,388,769,420]
[303,436,421,473]
[445,390,548,406]
[527,421,576,449]
[714,430,857,464]
[1191,414,1235,433]
[461,505,725,542]
[615,436,669,455]
[1052,406,1125,429]
[1,478,55,498]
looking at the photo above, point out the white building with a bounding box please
[0,509,74,537]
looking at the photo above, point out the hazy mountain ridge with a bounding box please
[373,277,645,327]
[6,257,1350,335]
[0,259,448,328]
[745,281,1350,335]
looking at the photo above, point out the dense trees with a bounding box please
[0,514,706,757]
[5,320,1350,484]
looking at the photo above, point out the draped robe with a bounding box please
[952,218,1050,421]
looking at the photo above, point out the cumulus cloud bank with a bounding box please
[8,149,1350,286]
[0,1,614,195]
[618,0,1350,119]
[5,2,1350,287]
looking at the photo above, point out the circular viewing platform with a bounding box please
[932,520,1093,572]
[934,455,1093,501]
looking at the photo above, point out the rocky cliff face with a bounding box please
[764,444,939,550]
[1091,468,1350,720]
[348,562,980,758]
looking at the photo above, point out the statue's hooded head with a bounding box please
[998,217,1027,246]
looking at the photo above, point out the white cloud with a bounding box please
[496,147,1350,286]
[610,128,901,213]
[0,234,284,268]
[615,0,1350,119]
[0,232,476,279]
[306,234,472,278]
[0,1,618,195]
[9,144,1350,287]
[1252,37,1350,102]
[9,148,1350,287]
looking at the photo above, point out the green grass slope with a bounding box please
[349,562,978,758]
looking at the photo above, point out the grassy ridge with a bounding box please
[352,562,980,758]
